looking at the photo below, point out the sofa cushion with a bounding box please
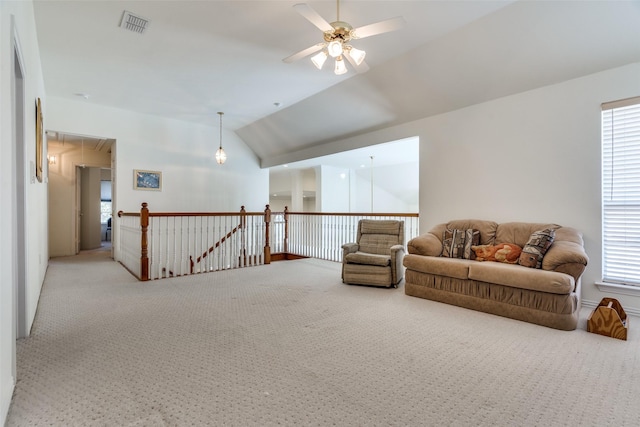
[519,228,556,269]
[468,261,574,294]
[445,220,498,246]
[345,251,391,267]
[403,254,471,280]
[495,222,559,247]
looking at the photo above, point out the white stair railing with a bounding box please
[116,204,419,280]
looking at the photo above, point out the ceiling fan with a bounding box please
[283,0,405,75]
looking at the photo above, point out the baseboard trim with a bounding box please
[1,376,15,426]
[583,299,640,317]
[270,253,308,262]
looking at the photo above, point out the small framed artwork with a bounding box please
[134,169,162,191]
[35,98,44,183]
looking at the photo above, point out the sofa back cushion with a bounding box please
[444,220,498,246]
[495,222,560,247]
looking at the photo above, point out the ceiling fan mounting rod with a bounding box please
[336,0,340,21]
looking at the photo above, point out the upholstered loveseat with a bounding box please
[403,220,589,330]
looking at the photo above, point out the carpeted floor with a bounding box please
[6,249,640,426]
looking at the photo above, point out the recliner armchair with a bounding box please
[342,219,406,288]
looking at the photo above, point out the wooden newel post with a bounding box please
[140,202,150,281]
[240,206,247,265]
[264,204,271,264]
[283,206,289,254]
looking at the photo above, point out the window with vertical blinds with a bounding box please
[602,96,640,286]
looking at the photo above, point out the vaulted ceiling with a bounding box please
[34,1,640,167]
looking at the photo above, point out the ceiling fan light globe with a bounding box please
[327,40,343,58]
[311,51,328,70]
[348,47,366,66]
[334,56,348,75]
[215,147,227,165]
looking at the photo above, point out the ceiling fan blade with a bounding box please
[344,51,370,73]
[293,3,334,32]
[352,16,405,39]
[283,43,325,63]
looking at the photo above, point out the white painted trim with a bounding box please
[595,281,640,298]
[0,377,16,426]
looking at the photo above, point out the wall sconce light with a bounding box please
[48,155,57,165]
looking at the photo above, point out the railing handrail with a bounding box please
[119,210,417,218]
[275,211,418,217]
[149,211,265,217]
[118,211,265,217]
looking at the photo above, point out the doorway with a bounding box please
[47,134,114,257]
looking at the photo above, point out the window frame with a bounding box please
[600,96,640,293]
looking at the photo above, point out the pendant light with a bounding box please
[215,112,227,165]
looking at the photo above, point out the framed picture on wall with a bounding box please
[134,169,162,191]
[35,97,43,183]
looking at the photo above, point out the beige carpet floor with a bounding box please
[6,249,640,426]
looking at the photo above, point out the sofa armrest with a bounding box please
[542,240,589,282]
[407,233,442,257]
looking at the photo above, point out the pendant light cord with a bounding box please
[218,112,224,150]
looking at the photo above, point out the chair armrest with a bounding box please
[390,244,405,257]
[407,233,442,257]
[390,244,406,284]
[342,243,359,260]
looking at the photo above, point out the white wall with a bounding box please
[269,170,295,196]
[271,162,417,214]
[269,168,317,212]
[0,1,47,424]
[353,163,418,213]
[316,165,350,212]
[47,97,269,213]
[268,198,289,212]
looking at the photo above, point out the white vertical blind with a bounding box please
[602,97,640,286]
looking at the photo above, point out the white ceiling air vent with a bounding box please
[120,11,149,34]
